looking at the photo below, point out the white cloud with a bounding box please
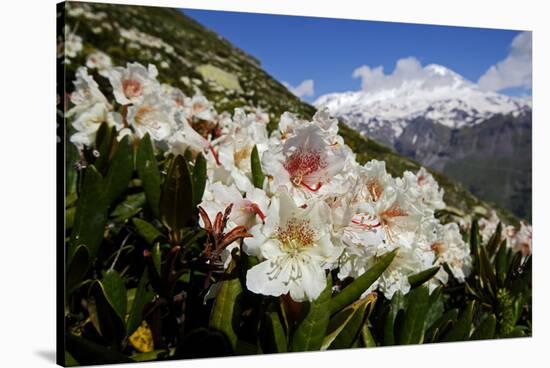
[283,79,315,98]
[352,57,460,93]
[478,31,532,92]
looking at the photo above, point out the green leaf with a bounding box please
[65,350,79,366]
[361,324,377,348]
[397,286,430,345]
[470,219,480,265]
[495,240,509,286]
[425,308,459,343]
[152,243,161,276]
[260,305,288,353]
[382,291,406,345]
[425,286,444,330]
[478,241,497,297]
[126,271,155,337]
[470,313,496,340]
[93,123,116,173]
[291,276,332,352]
[131,349,173,362]
[486,222,503,256]
[67,244,90,292]
[251,145,265,189]
[66,334,133,365]
[209,270,243,350]
[133,218,163,245]
[326,294,376,350]
[88,281,126,347]
[330,249,398,315]
[192,153,207,207]
[501,327,526,338]
[160,155,193,234]
[408,266,440,289]
[110,192,146,222]
[69,165,107,263]
[104,136,134,204]
[102,269,127,322]
[136,133,161,218]
[441,301,475,342]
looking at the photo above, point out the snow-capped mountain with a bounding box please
[314,64,531,145]
[315,64,532,220]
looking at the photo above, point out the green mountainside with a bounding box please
[64,1,518,224]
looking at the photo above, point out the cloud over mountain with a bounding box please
[478,31,532,92]
[352,57,464,93]
[283,79,315,98]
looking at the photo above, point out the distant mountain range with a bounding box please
[315,65,532,220]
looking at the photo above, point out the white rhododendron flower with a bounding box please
[415,167,446,211]
[85,50,113,77]
[263,123,351,205]
[244,190,342,302]
[199,181,269,230]
[64,26,83,60]
[127,92,174,141]
[183,94,217,122]
[68,68,120,148]
[167,110,211,157]
[68,67,108,114]
[70,103,122,148]
[108,62,160,105]
[430,222,472,284]
[66,59,532,304]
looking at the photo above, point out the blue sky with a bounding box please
[182,9,530,102]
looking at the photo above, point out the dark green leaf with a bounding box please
[152,243,161,276]
[66,334,133,365]
[67,244,90,292]
[93,123,116,173]
[192,153,207,207]
[160,155,193,233]
[408,266,440,289]
[209,270,242,350]
[425,286,444,329]
[486,222,503,255]
[361,324,377,348]
[291,276,332,351]
[104,136,134,204]
[251,145,265,189]
[470,314,496,340]
[495,240,509,286]
[426,308,459,343]
[479,242,497,297]
[126,271,155,337]
[102,269,127,321]
[131,349,172,362]
[441,301,475,342]
[330,249,398,315]
[260,305,287,353]
[69,165,107,264]
[382,291,405,345]
[328,294,376,349]
[136,133,161,218]
[88,281,126,347]
[110,192,146,222]
[133,218,163,245]
[397,286,430,345]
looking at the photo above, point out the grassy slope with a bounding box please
[64,1,518,224]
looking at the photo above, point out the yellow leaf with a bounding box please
[129,321,154,353]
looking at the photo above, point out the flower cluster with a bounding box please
[68,61,475,303]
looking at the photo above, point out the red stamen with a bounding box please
[209,144,221,166]
[351,219,381,230]
[251,203,266,222]
[301,181,323,192]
